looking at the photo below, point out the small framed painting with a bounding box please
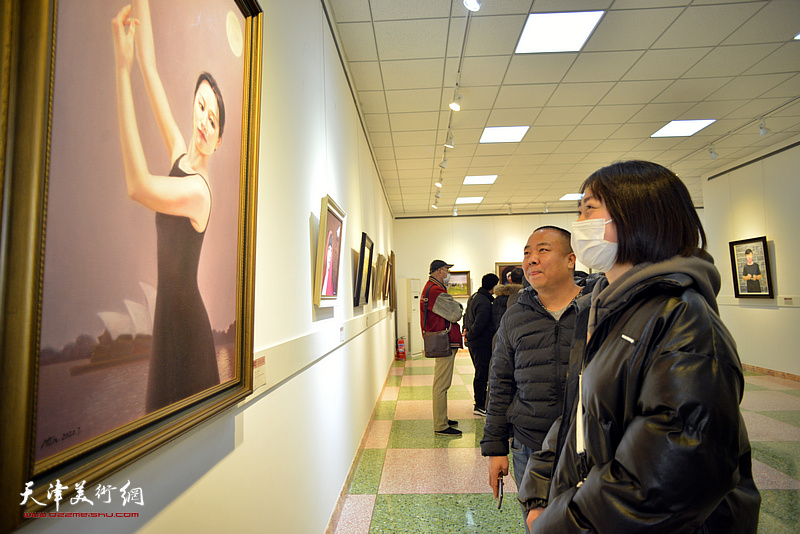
[447,271,471,297]
[313,195,346,307]
[729,236,774,299]
[353,233,374,307]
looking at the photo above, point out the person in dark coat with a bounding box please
[520,160,760,533]
[481,226,591,531]
[492,267,524,330]
[464,273,499,415]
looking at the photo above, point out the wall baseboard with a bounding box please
[742,363,800,382]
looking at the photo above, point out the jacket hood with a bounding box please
[493,283,523,297]
[588,249,720,336]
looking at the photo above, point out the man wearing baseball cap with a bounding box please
[421,259,464,436]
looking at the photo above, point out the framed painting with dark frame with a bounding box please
[313,195,346,307]
[447,271,471,297]
[0,1,263,530]
[388,251,397,312]
[496,262,522,285]
[353,233,375,307]
[729,236,774,299]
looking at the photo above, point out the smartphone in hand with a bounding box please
[497,475,504,509]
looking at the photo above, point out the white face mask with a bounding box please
[571,219,618,273]
[442,272,451,284]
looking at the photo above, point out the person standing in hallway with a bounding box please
[492,267,524,331]
[421,260,464,436]
[464,273,499,416]
[520,160,760,533]
[481,226,591,530]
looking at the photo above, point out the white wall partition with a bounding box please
[702,135,800,375]
[20,1,396,533]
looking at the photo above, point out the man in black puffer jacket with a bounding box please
[464,273,499,415]
[481,226,595,530]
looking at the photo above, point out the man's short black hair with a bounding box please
[509,267,524,284]
[481,273,499,291]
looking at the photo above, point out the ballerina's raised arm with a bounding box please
[112,1,221,233]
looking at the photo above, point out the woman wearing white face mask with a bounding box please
[519,160,760,533]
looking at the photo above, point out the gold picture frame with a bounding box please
[0,1,262,529]
[313,195,346,307]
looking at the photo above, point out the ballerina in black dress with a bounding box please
[113,1,223,412]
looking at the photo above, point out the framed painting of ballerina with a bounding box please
[0,0,262,528]
[313,195,346,307]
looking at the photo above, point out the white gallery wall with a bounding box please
[20,0,396,533]
[703,134,800,375]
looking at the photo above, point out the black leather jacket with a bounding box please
[518,253,761,533]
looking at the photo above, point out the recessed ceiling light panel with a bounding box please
[651,119,716,137]
[479,126,529,143]
[560,193,583,201]
[463,175,497,185]
[515,11,604,54]
[455,196,484,204]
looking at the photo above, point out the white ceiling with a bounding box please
[326,0,800,217]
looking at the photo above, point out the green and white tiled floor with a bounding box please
[334,350,800,533]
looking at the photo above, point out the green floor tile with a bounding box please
[760,410,800,429]
[369,493,525,533]
[374,401,396,420]
[405,366,436,375]
[350,449,386,494]
[751,442,800,480]
[785,390,800,399]
[387,420,483,449]
[397,385,472,401]
[745,383,769,391]
[386,375,402,387]
[758,490,800,533]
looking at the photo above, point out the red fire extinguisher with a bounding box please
[396,337,406,360]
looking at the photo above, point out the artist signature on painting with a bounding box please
[40,427,81,449]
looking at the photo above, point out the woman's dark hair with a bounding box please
[481,273,500,291]
[580,160,706,264]
[195,72,226,140]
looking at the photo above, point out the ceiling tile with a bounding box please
[653,78,734,104]
[389,112,439,131]
[563,51,644,83]
[684,44,782,78]
[504,54,576,84]
[337,22,378,62]
[385,88,441,113]
[464,15,527,57]
[495,84,557,108]
[358,90,387,113]
[370,0,450,21]
[534,106,592,126]
[623,48,711,81]
[723,0,800,45]
[374,19,450,60]
[328,0,371,23]
[584,7,683,51]
[652,3,764,49]
[348,61,384,91]
[548,82,615,106]
[380,59,445,90]
[487,108,540,127]
[599,80,672,105]
[582,104,643,124]
[459,56,512,87]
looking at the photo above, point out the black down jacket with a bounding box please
[518,253,761,533]
[481,285,591,454]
